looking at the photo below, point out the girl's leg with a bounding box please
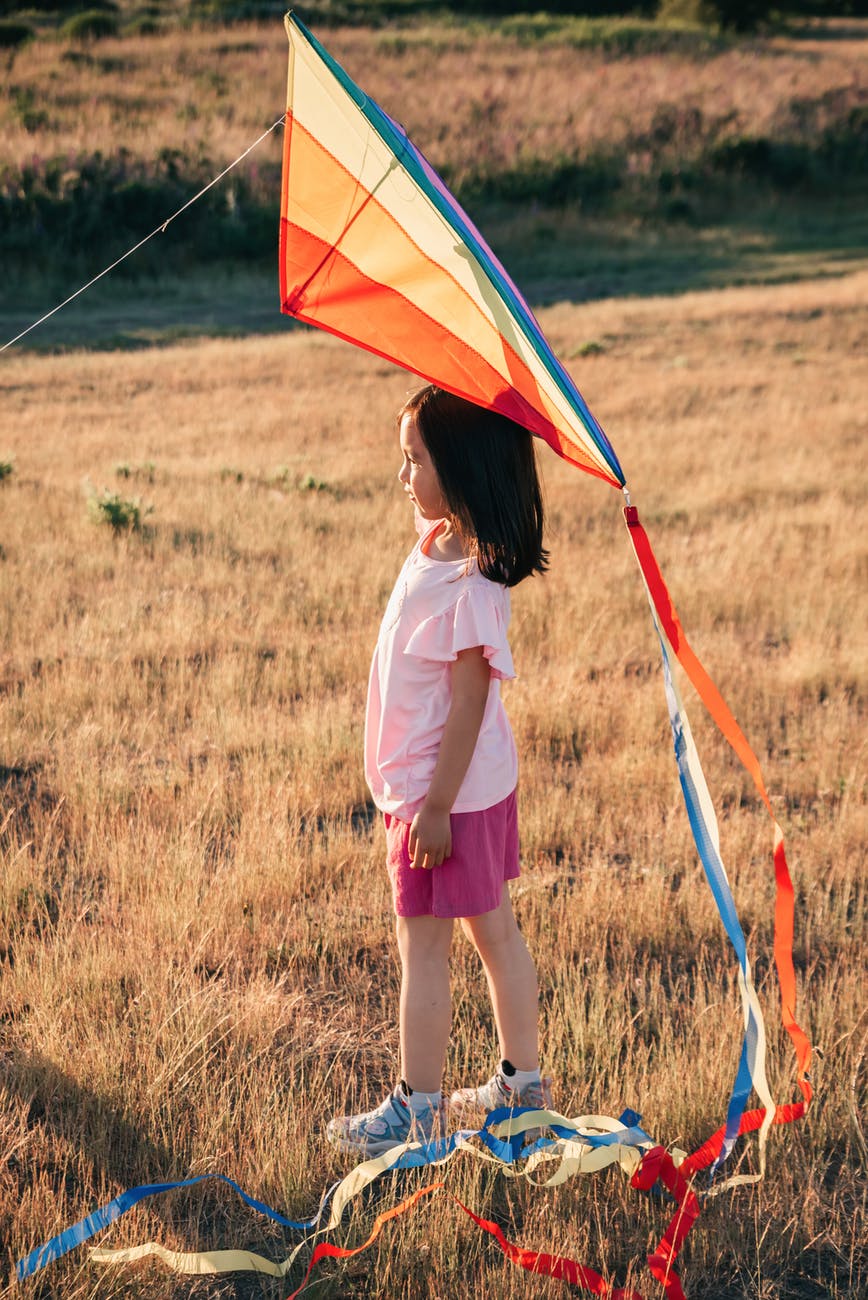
[396,913,454,1093]
[461,887,538,1071]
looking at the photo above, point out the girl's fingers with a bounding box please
[409,837,451,868]
[432,842,448,868]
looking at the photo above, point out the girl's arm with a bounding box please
[408,645,491,869]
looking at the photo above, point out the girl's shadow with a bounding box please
[3,1048,316,1297]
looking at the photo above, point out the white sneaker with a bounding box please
[450,1068,552,1117]
[327,1084,447,1157]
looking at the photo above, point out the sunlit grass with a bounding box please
[1,270,866,1297]
[4,17,866,178]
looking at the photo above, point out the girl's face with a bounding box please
[397,413,448,521]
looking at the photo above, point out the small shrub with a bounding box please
[266,467,333,494]
[171,526,208,554]
[659,0,775,30]
[459,153,621,209]
[9,87,48,133]
[61,10,119,41]
[88,489,148,533]
[710,136,814,188]
[267,465,292,490]
[299,473,329,492]
[706,0,775,31]
[655,0,716,24]
[0,459,15,483]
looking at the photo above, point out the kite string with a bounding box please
[0,114,286,354]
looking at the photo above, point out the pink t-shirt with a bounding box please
[365,521,518,823]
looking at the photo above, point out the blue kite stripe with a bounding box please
[657,640,756,1173]
[287,13,626,488]
[16,1172,340,1281]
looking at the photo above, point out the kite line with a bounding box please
[0,115,286,354]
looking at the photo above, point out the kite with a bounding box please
[16,11,812,1298]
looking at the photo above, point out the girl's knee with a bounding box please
[463,902,522,961]
[396,913,453,963]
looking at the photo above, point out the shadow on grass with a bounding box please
[1,1047,179,1286]
[489,199,868,307]
[782,19,868,43]
[0,1045,301,1297]
[1,200,867,355]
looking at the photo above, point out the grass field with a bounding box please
[1,264,866,1298]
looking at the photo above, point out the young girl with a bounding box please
[327,385,550,1157]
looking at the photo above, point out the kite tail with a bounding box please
[623,504,812,1175]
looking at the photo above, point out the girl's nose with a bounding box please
[398,461,409,485]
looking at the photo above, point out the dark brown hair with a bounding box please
[399,386,548,587]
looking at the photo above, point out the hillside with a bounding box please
[1,11,866,336]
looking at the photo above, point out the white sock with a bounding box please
[401,1082,442,1115]
[500,1060,540,1089]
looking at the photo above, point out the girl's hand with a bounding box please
[407,647,490,870]
[408,804,452,869]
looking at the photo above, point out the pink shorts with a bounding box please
[384,791,520,918]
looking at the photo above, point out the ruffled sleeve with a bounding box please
[403,586,515,680]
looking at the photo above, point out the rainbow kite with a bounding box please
[16,12,812,1299]
[278,14,622,488]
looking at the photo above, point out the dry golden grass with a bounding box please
[1,270,866,1298]
[3,18,866,185]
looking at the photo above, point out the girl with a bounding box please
[327,385,550,1157]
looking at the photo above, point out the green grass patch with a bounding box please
[483,13,730,55]
[60,8,120,39]
[87,487,151,531]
